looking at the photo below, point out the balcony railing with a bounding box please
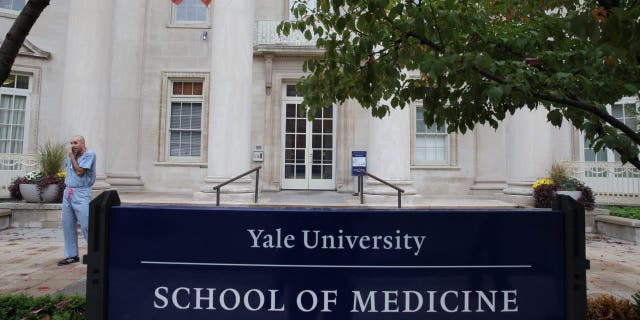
[567,161,640,205]
[0,153,38,197]
[254,20,318,47]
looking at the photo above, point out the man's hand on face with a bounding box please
[69,137,84,158]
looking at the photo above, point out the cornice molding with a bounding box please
[18,39,51,59]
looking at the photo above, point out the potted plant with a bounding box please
[8,141,66,203]
[532,163,595,209]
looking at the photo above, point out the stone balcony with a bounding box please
[253,20,323,56]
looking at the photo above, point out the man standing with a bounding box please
[57,135,96,266]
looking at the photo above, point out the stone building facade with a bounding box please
[1,0,620,202]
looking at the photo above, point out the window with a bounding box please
[0,74,30,154]
[581,97,639,177]
[0,0,25,12]
[611,102,638,162]
[413,104,450,164]
[582,98,639,163]
[171,0,209,25]
[159,72,209,164]
[168,80,204,158]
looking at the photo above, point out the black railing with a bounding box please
[357,170,405,208]
[212,166,261,206]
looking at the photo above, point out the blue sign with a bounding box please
[107,207,564,319]
[352,150,366,176]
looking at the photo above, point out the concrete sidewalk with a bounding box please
[1,228,638,300]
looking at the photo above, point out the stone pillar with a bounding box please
[471,124,507,195]
[104,0,146,190]
[60,0,114,190]
[503,109,554,202]
[196,0,255,198]
[366,107,415,195]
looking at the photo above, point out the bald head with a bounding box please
[70,135,86,156]
[71,135,85,144]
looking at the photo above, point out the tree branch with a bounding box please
[0,0,50,84]
[472,66,640,148]
[406,31,445,53]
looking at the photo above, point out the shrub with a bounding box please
[604,206,640,220]
[7,176,27,201]
[587,294,637,320]
[549,163,572,188]
[0,294,86,320]
[533,183,559,208]
[577,184,596,211]
[38,141,66,177]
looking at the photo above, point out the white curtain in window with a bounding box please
[0,94,25,153]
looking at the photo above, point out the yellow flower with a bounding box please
[532,178,554,190]
[56,171,66,179]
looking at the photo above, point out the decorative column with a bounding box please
[366,106,415,195]
[59,0,114,190]
[196,0,255,198]
[503,109,554,202]
[104,0,146,190]
[471,124,507,195]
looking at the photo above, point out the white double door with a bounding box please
[281,100,336,190]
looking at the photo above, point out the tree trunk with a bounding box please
[0,0,50,85]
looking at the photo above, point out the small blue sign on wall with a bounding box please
[352,150,366,176]
[106,206,566,320]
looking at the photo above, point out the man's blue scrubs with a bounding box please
[62,149,96,259]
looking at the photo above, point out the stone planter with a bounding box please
[556,190,582,200]
[19,184,60,203]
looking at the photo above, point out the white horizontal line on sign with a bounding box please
[139,261,532,269]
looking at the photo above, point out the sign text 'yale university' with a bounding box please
[85,191,587,320]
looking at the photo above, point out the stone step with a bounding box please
[0,209,11,230]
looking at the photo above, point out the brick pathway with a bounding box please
[0,228,86,296]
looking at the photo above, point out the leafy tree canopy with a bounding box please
[278,0,640,169]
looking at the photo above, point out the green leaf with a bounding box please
[487,86,503,106]
[547,109,563,126]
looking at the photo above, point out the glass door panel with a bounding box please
[281,100,335,189]
[283,103,307,187]
[308,106,334,189]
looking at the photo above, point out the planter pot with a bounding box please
[556,190,582,201]
[19,184,60,203]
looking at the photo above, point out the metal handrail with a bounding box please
[357,170,405,208]
[212,166,261,206]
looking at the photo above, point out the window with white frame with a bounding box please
[413,104,450,164]
[171,0,209,25]
[0,0,25,13]
[582,97,639,163]
[167,80,204,159]
[289,0,317,20]
[0,73,30,154]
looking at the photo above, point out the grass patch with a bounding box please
[0,294,85,320]
[599,206,640,220]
